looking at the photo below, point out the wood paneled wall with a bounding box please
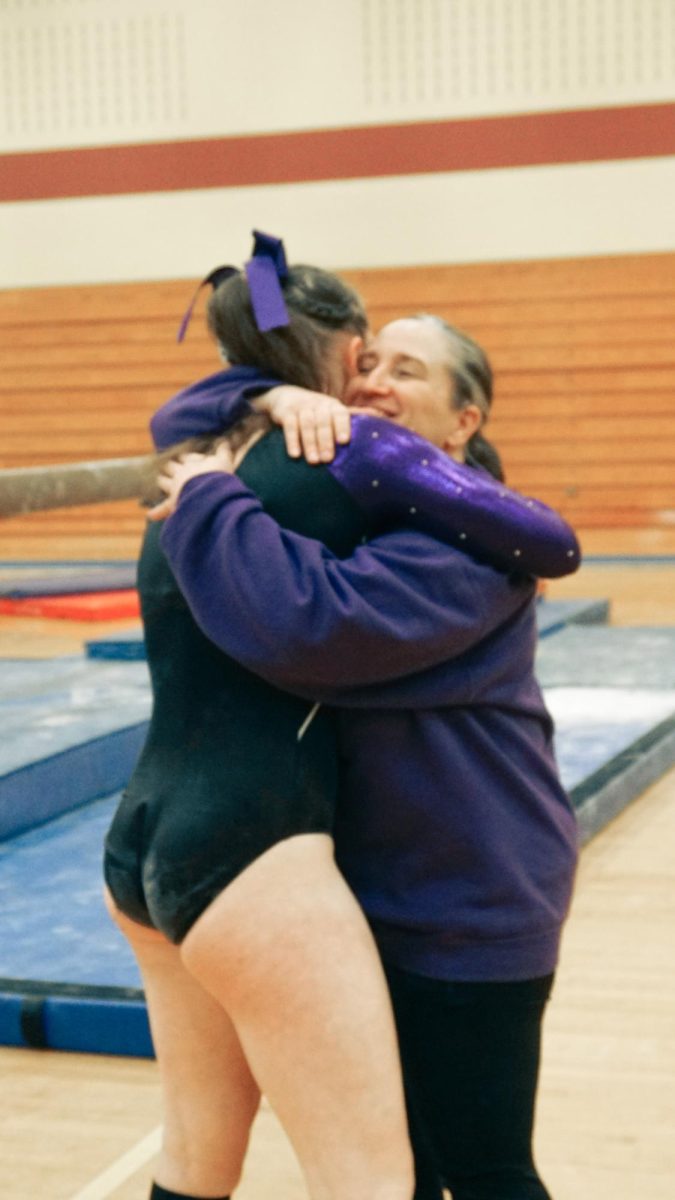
[1,252,673,559]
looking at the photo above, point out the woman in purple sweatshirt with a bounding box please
[153,308,579,1200]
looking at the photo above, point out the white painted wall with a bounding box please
[1,0,674,286]
[2,0,673,150]
[2,156,674,287]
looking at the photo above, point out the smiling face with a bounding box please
[343,318,482,456]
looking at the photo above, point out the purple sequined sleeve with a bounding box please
[329,416,580,579]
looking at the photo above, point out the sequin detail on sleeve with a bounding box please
[328,417,580,579]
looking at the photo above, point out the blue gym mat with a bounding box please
[2,676,674,1057]
[0,562,137,597]
[4,611,675,1058]
[86,628,146,661]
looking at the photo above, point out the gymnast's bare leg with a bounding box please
[107,838,414,1200]
[105,897,260,1197]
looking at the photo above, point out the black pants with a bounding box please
[386,966,554,1200]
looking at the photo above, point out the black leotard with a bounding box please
[103,429,370,943]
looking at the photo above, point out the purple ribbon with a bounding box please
[244,230,290,332]
[176,265,238,343]
[176,231,290,342]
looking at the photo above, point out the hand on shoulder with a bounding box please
[148,442,235,521]
[257,385,376,464]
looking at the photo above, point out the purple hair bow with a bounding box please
[245,230,290,333]
[176,230,290,342]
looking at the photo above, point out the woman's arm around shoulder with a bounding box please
[160,470,535,694]
[150,365,282,450]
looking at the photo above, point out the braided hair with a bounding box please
[207,265,367,393]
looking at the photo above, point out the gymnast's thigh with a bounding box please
[104,787,336,945]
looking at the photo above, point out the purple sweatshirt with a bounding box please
[154,370,579,980]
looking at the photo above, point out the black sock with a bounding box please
[150,1184,230,1200]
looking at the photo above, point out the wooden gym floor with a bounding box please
[1,560,674,1200]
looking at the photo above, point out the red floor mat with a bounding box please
[0,589,140,621]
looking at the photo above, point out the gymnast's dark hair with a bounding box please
[409,314,504,482]
[207,265,368,394]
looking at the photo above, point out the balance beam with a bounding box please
[0,456,157,517]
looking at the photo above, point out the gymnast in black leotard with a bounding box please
[104,428,371,943]
[104,245,417,1200]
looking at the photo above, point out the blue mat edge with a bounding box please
[536,597,609,639]
[86,631,145,660]
[572,712,675,842]
[0,981,152,1057]
[0,723,148,841]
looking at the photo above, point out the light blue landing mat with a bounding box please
[535,597,609,637]
[536,626,675,840]
[0,658,151,839]
[548,687,675,840]
[536,627,675,688]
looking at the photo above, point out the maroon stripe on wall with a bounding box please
[2,103,674,203]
